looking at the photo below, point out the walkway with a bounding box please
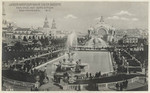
[107,77,147,91]
[34,54,66,69]
[14,49,64,64]
[122,49,141,64]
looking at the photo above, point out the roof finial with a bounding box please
[100,16,104,22]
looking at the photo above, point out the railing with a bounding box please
[63,76,140,91]
[63,84,88,90]
[72,46,113,51]
[122,49,141,64]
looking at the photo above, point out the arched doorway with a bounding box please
[96,27,108,41]
[97,28,107,37]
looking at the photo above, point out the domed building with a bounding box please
[88,16,115,42]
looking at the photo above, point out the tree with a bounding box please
[32,36,35,40]
[32,39,39,49]
[2,43,7,52]
[44,37,49,45]
[40,36,44,42]
[118,39,123,45]
[32,39,38,44]
[14,42,23,51]
[29,36,31,40]
[23,36,28,42]
[13,36,16,39]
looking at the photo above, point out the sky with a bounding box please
[3,2,148,33]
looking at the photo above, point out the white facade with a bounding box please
[88,16,115,42]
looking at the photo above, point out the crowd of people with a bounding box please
[85,72,101,79]
[2,41,67,91]
[2,49,61,83]
[31,69,49,91]
[115,79,128,91]
[4,49,64,72]
[112,48,141,73]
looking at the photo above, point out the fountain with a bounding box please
[66,31,77,51]
[53,31,88,84]
[86,36,107,48]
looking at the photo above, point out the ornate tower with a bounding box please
[51,19,56,29]
[43,16,49,28]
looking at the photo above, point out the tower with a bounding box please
[2,2,7,25]
[51,19,56,29]
[43,16,49,28]
[100,16,104,23]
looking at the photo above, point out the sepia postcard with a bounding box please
[1,0,149,91]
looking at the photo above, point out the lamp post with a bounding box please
[13,59,17,71]
[126,62,129,74]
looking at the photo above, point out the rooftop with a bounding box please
[14,28,31,31]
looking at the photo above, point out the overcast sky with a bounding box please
[4,2,148,33]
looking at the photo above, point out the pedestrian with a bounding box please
[95,72,98,77]
[98,71,101,77]
[125,79,128,88]
[86,72,88,78]
[115,82,119,91]
[58,77,61,83]
[123,80,126,88]
[120,82,123,91]
[2,79,4,87]
[78,84,81,91]
[89,73,92,79]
